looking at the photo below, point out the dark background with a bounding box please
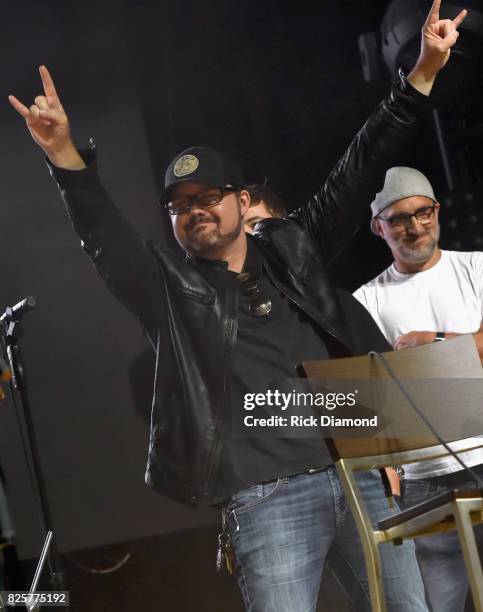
[0,0,481,609]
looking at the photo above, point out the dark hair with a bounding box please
[246,184,287,218]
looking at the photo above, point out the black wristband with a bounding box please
[434,332,446,342]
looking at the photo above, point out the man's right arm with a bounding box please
[48,144,163,329]
[9,66,163,331]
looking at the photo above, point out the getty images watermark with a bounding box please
[234,378,483,439]
[242,389,378,429]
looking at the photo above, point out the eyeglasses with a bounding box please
[165,187,239,216]
[235,272,272,317]
[377,205,438,230]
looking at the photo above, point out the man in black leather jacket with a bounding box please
[10,2,467,610]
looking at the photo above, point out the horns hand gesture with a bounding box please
[411,0,467,89]
[9,66,84,169]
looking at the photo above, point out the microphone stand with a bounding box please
[1,300,66,598]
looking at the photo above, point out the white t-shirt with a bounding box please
[354,250,483,479]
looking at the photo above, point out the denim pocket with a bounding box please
[226,478,288,514]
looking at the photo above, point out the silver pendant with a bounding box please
[249,298,272,317]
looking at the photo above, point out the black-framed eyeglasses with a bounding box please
[376,204,438,230]
[235,272,272,317]
[165,186,239,216]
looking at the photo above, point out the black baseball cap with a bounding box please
[160,146,246,204]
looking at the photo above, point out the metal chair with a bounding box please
[303,335,483,612]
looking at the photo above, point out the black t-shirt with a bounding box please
[212,239,333,503]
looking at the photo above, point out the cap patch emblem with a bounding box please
[174,155,199,177]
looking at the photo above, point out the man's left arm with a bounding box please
[292,0,466,265]
[395,249,483,358]
[394,324,483,359]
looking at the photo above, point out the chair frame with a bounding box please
[335,439,483,612]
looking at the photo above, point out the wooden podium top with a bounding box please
[303,335,482,380]
[301,336,483,460]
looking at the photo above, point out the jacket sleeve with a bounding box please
[47,144,163,336]
[290,70,431,265]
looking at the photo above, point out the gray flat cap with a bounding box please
[370,167,436,233]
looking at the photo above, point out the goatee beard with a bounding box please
[399,239,437,263]
[187,217,243,256]
[398,226,440,264]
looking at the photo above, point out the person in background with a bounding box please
[354,166,483,612]
[244,183,287,233]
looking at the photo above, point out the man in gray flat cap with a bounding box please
[354,166,483,612]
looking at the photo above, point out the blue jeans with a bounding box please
[399,465,483,612]
[224,467,427,611]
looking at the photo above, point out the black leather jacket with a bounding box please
[49,72,429,507]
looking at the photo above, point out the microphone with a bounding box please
[0,296,36,324]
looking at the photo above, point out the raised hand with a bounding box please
[408,0,467,95]
[9,66,85,169]
[421,0,466,70]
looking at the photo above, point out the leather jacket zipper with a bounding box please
[204,287,239,498]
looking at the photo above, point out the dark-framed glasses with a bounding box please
[165,187,239,216]
[235,272,272,317]
[377,204,438,230]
